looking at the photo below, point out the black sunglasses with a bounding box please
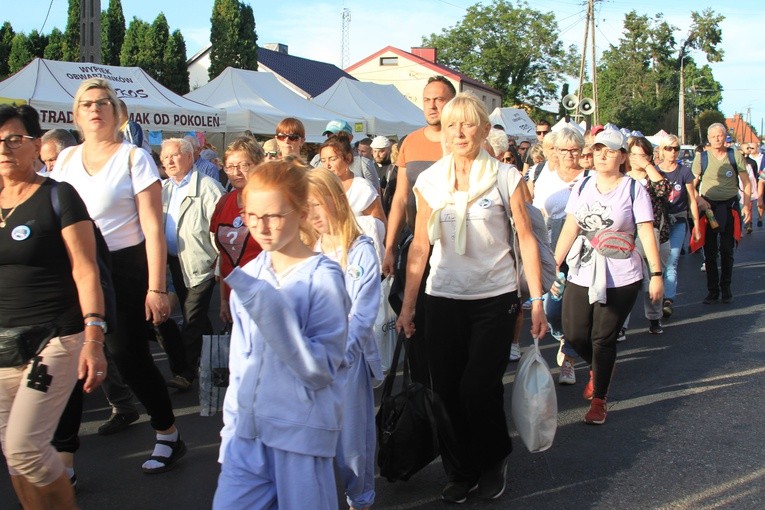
[276,133,301,142]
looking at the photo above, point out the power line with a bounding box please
[40,0,56,33]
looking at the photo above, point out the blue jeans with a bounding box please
[544,292,577,358]
[664,220,688,300]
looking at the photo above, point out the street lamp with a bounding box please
[678,44,686,145]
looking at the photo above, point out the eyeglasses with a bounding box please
[580,153,593,158]
[747,146,756,150]
[0,134,35,149]
[225,162,254,174]
[536,130,550,135]
[557,148,581,156]
[664,146,680,152]
[243,209,295,229]
[265,151,279,158]
[501,157,515,163]
[593,147,622,158]
[78,98,112,110]
[276,133,301,142]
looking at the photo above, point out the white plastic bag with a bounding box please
[199,332,230,417]
[374,276,397,372]
[511,337,558,452]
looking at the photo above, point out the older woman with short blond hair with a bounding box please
[397,92,547,504]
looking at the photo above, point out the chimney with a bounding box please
[411,47,437,63]
[263,43,288,54]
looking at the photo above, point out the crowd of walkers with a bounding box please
[0,73,761,509]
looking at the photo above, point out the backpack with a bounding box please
[497,166,556,298]
[699,148,740,190]
[49,181,117,328]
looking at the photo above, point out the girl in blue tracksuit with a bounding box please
[213,161,350,510]
[306,168,383,510]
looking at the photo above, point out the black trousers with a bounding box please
[424,292,517,481]
[168,256,215,381]
[562,281,641,400]
[703,197,738,295]
[107,242,175,431]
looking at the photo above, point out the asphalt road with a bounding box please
[2,228,764,509]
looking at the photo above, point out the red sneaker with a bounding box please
[585,398,607,425]
[583,370,594,400]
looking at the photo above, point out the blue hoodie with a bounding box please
[220,252,350,460]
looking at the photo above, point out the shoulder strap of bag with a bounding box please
[578,174,592,194]
[380,332,407,398]
[497,166,522,298]
[532,162,545,183]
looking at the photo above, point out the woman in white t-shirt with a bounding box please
[53,78,184,474]
[396,93,547,504]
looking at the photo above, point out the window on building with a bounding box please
[379,57,398,66]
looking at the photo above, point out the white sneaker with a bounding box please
[509,343,521,361]
[556,339,565,367]
[559,360,576,385]
[617,327,627,342]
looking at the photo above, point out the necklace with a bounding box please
[0,179,36,228]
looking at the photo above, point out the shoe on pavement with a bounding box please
[746,222,753,234]
[616,327,627,342]
[559,360,576,385]
[475,457,509,500]
[509,343,521,362]
[662,299,673,318]
[142,436,187,474]
[758,220,763,227]
[649,319,663,334]
[584,397,607,425]
[98,411,140,436]
[441,480,479,504]
[721,289,733,303]
[703,292,719,304]
[166,375,193,391]
[556,338,565,366]
[583,370,594,400]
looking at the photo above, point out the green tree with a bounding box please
[145,13,170,80]
[27,30,48,58]
[120,17,151,68]
[44,28,66,60]
[8,33,33,73]
[421,0,577,106]
[101,0,126,65]
[0,22,15,77]
[209,0,258,80]
[695,109,726,145]
[62,0,80,61]
[162,30,189,94]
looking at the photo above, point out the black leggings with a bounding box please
[106,242,175,431]
[562,281,640,399]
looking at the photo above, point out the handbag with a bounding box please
[0,323,58,368]
[376,332,445,482]
[511,337,558,452]
[199,328,230,417]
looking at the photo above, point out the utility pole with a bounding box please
[574,0,597,127]
[678,47,686,145]
[589,0,598,125]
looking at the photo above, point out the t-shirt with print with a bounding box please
[691,149,748,201]
[0,179,90,334]
[664,163,695,216]
[565,176,654,289]
[397,127,443,231]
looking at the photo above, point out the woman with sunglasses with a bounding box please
[274,117,305,160]
[210,137,265,324]
[656,135,700,318]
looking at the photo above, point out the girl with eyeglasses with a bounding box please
[274,117,305,159]
[209,137,265,324]
[656,135,701,318]
[214,160,350,510]
[305,168,382,510]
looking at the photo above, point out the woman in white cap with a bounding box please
[554,128,663,425]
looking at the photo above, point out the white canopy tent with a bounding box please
[0,58,225,132]
[489,107,536,141]
[185,68,366,143]
[311,78,423,138]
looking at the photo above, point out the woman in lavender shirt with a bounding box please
[553,129,663,425]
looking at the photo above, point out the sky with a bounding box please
[4,0,765,134]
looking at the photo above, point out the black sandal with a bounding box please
[142,436,187,474]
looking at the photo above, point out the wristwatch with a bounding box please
[650,272,663,277]
[85,320,108,334]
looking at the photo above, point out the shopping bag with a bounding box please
[374,276,397,372]
[511,337,558,452]
[199,329,230,417]
[376,332,442,482]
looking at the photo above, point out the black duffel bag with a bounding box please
[0,323,58,368]
[376,332,450,482]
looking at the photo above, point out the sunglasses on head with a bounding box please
[276,133,301,142]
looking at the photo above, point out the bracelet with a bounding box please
[529,296,544,302]
[84,339,104,346]
[148,289,168,295]
[650,272,663,277]
[83,313,106,321]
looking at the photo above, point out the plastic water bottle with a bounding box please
[704,209,719,230]
[551,272,566,301]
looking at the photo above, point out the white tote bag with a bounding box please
[511,337,558,452]
[199,331,230,417]
[374,276,397,372]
